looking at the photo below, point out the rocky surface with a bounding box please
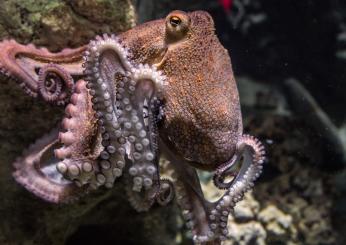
[0,0,136,50]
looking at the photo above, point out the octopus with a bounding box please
[0,10,264,244]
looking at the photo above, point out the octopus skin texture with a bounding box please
[0,10,265,244]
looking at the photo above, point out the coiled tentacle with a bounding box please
[0,39,85,99]
[213,135,265,190]
[38,64,74,105]
[155,178,175,206]
[199,134,265,243]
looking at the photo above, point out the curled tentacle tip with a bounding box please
[37,64,74,105]
[208,134,265,242]
[156,179,175,206]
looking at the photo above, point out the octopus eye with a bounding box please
[169,16,182,27]
[165,10,191,42]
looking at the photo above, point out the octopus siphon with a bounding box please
[0,10,265,244]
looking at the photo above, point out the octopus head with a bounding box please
[121,11,241,169]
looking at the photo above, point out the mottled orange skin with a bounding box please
[119,11,242,169]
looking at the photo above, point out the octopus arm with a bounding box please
[12,128,88,203]
[83,34,132,188]
[126,97,174,212]
[160,135,264,244]
[54,80,102,189]
[208,135,265,242]
[159,138,214,243]
[13,79,101,202]
[0,39,85,104]
[84,34,168,210]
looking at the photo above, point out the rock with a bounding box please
[259,205,292,228]
[285,196,308,220]
[0,0,136,51]
[225,221,266,245]
[303,179,323,197]
[258,204,295,242]
[233,192,260,222]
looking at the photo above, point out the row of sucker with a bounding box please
[125,95,172,211]
[54,80,99,188]
[125,176,175,212]
[167,135,264,244]
[175,180,210,242]
[82,34,167,196]
[123,64,166,192]
[146,100,175,206]
[125,171,156,212]
[83,34,132,189]
[160,159,203,240]
[194,134,265,243]
[38,64,74,105]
